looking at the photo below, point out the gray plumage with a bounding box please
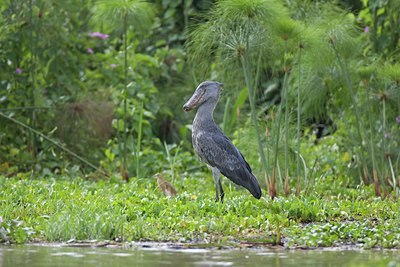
[183,81,262,201]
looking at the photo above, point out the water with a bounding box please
[1,244,399,267]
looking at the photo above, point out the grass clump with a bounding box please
[1,174,400,249]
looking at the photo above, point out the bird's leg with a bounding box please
[219,178,224,203]
[212,167,224,202]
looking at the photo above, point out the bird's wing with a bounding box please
[194,130,262,199]
[195,130,253,183]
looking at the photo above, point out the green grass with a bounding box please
[0,174,399,249]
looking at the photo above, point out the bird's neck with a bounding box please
[193,101,217,129]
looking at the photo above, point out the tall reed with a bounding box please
[330,40,371,189]
[135,103,144,179]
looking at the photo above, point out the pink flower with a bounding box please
[87,48,94,54]
[384,133,391,139]
[89,32,109,39]
[364,27,369,33]
[110,64,117,68]
[15,68,22,75]
[396,116,400,124]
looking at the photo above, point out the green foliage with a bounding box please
[359,0,400,57]
[0,0,399,206]
[1,175,400,248]
[92,0,157,178]
[186,0,288,84]
[92,0,156,34]
[186,0,399,197]
[0,218,33,244]
[0,0,189,177]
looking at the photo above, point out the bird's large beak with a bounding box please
[183,89,205,112]
[183,103,192,112]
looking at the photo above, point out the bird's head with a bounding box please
[183,81,224,112]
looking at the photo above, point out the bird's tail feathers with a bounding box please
[221,168,262,199]
[246,172,262,199]
[227,169,262,199]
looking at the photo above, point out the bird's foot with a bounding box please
[215,192,224,203]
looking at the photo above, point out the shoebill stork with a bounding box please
[183,81,262,202]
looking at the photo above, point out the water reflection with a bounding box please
[0,244,399,267]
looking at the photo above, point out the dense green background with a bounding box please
[0,1,399,201]
[0,0,399,246]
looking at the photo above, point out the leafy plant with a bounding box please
[1,175,400,248]
[92,0,156,180]
[359,0,400,57]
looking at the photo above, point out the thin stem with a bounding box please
[365,84,379,182]
[240,53,269,184]
[29,0,37,159]
[136,103,144,179]
[255,51,269,173]
[163,142,173,181]
[242,22,269,189]
[276,160,282,184]
[222,97,231,134]
[254,51,262,101]
[0,106,53,111]
[331,43,369,179]
[340,108,364,183]
[123,13,128,174]
[272,72,287,192]
[382,99,386,178]
[283,41,289,191]
[388,156,398,199]
[172,145,181,184]
[296,47,302,193]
